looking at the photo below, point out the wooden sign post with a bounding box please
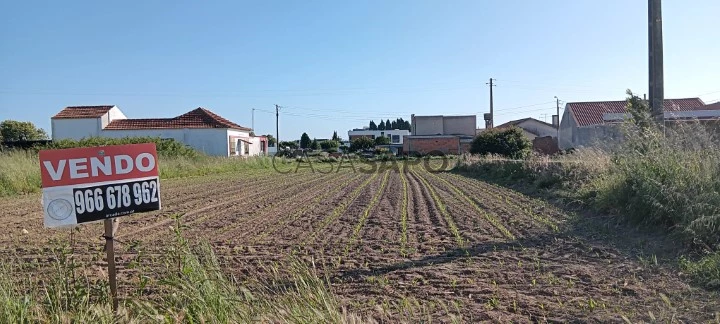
[39,143,162,311]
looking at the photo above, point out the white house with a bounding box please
[51,105,268,157]
[347,128,410,144]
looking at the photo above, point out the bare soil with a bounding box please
[0,166,717,322]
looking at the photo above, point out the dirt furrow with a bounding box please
[404,169,455,254]
[249,173,364,244]
[208,171,348,243]
[440,172,565,233]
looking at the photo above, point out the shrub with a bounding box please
[470,127,531,159]
[349,137,374,152]
[319,140,340,151]
[39,137,201,158]
[374,136,390,145]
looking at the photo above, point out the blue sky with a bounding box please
[1,0,718,141]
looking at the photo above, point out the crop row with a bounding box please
[443,173,560,232]
[301,172,380,246]
[344,170,391,255]
[409,167,465,247]
[252,173,363,243]
[423,171,515,240]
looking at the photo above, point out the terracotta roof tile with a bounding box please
[104,108,251,131]
[568,98,706,127]
[53,105,115,119]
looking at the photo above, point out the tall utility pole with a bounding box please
[487,78,496,128]
[648,0,664,124]
[251,108,255,132]
[554,96,561,143]
[275,104,280,146]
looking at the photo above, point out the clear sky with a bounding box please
[1,0,718,141]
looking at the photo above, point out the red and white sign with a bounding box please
[40,143,161,228]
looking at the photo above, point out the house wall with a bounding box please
[103,107,127,128]
[52,118,103,140]
[442,115,476,136]
[517,120,557,138]
[403,136,460,155]
[412,116,444,135]
[101,128,230,156]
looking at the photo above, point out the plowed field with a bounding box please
[1,165,717,322]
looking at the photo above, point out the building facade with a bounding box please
[404,115,477,155]
[51,106,267,157]
[347,129,410,145]
[559,98,708,149]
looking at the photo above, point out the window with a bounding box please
[244,142,250,155]
[391,135,400,143]
[229,138,236,155]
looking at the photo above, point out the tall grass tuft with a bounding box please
[0,153,272,197]
[0,150,42,196]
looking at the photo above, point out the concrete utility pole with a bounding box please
[648,0,665,124]
[487,78,496,128]
[251,108,255,132]
[275,105,280,147]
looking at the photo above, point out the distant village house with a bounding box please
[51,106,267,157]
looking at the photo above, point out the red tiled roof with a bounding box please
[104,108,251,131]
[703,102,720,110]
[53,105,115,119]
[568,98,705,127]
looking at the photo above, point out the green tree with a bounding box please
[470,126,531,159]
[349,136,374,152]
[263,134,276,147]
[279,141,298,149]
[386,119,392,130]
[0,120,48,141]
[331,131,339,141]
[391,120,397,130]
[319,140,339,151]
[374,136,390,145]
[310,138,320,150]
[369,120,377,130]
[300,133,311,149]
[378,120,386,130]
[625,89,653,129]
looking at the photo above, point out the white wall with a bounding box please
[52,118,102,140]
[517,120,557,138]
[347,129,410,144]
[102,106,127,128]
[102,128,230,156]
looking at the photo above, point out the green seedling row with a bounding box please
[344,170,391,255]
[301,172,380,246]
[423,171,515,240]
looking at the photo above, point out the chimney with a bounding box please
[552,115,559,127]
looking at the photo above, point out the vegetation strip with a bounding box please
[399,170,410,256]
[444,173,559,232]
[344,170,391,255]
[252,173,363,243]
[422,170,515,240]
[409,167,465,247]
[301,172,380,246]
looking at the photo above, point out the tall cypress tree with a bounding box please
[369,120,377,130]
[378,120,386,130]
